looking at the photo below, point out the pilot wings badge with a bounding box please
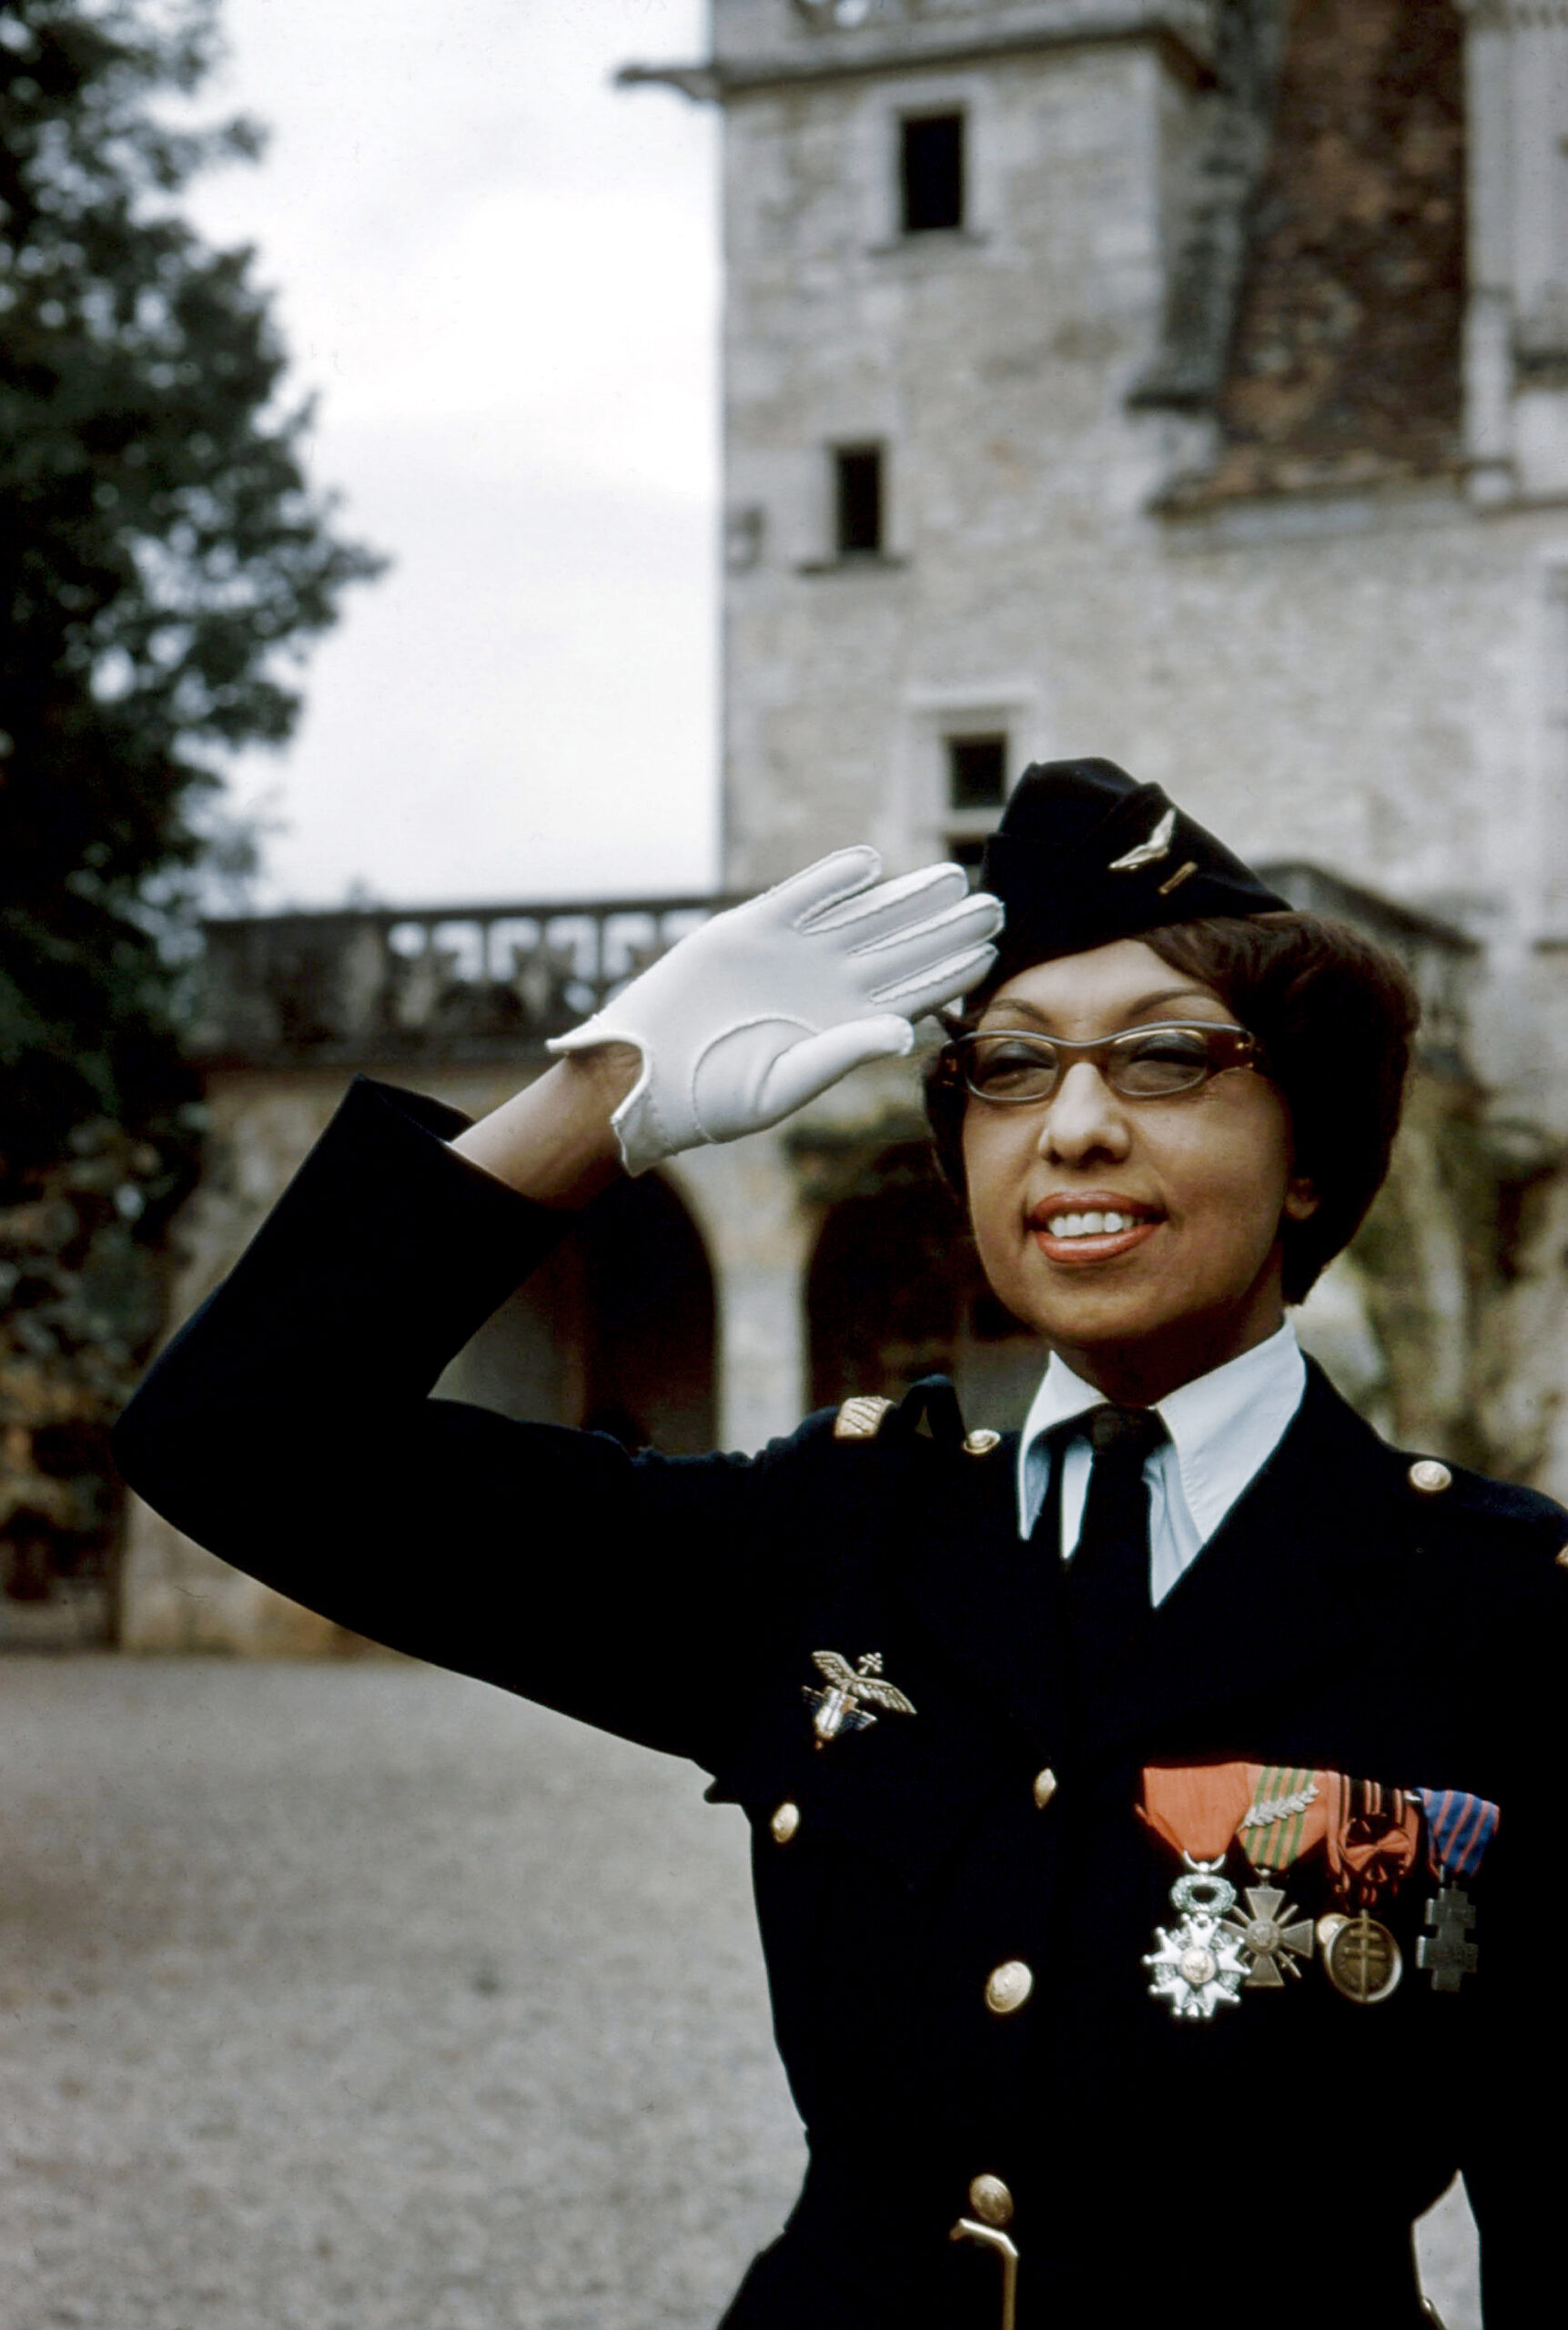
[804,1651,916,1748]
[1108,805,1176,874]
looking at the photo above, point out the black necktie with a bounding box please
[1061,1403,1168,1699]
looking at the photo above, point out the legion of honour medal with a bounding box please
[1413,1787,1498,1993]
[1139,1766,1254,2020]
[803,1650,916,1748]
[1144,1854,1249,2021]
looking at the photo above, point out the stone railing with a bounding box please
[195,896,738,1069]
[197,861,1478,1078]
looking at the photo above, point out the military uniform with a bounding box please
[114,1076,1568,2330]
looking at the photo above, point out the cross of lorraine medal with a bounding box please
[803,1651,916,1748]
[1417,1884,1479,1992]
[1321,1909,1403,2005]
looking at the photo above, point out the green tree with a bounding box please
[0,0,380,1617]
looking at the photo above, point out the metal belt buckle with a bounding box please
[949,2216,1018,2330]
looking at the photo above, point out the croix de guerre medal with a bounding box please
[1224,1766,1323,1987]
[1139,1766,1254,2020]
[802,1651,916,1748]
[1322,1776,1419,2006]
[1413,1787,1498,1993]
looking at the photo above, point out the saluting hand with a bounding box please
[548,847,1002,1174]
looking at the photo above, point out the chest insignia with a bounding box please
[1138,1764,1502,2019]
[1143,1858,1248,2021]
[1224,1885,1315,1988]
[804,1651,916,1749]
[1412,1787,1498,1993]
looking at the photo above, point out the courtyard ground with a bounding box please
[0,1659,1479,2329]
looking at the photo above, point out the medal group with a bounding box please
[1140,1765,1498,2020]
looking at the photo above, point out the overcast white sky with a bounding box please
[187,0,719,909]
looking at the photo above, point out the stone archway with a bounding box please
[438,1170,717,1454]
[804,1141,1044,1433]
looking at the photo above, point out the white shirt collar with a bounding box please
[1016,1320,1307,1553]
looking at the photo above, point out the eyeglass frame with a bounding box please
[934,1019,1266,1107]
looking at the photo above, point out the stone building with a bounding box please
[108,0,1568,1649]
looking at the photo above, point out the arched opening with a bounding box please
[436,1172,716,1454]
[805,1141,1043,1430]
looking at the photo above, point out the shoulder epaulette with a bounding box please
[833,1377,1007,1458]
[834,1395,895,1442]
[1398,1447,1568,1561]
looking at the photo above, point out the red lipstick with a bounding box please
[1027,1192,1162,1268]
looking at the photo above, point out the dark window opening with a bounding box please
[835,444,884,556]
[901,112,965,235]
[946,733,1007,810]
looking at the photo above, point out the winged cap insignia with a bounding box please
[804,1650,916,1748]
[1108,805,1177,874]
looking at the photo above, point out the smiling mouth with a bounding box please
[1044,1209,1145,1240]
[1028,1203,1163,1263]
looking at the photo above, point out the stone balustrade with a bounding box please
[195,895,741,1069]
[197,865,1477,1076]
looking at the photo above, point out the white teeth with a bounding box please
[1047,1210,1139,1239]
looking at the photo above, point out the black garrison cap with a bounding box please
[979,757,1290,982]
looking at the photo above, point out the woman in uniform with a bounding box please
[114,759,1563,2330]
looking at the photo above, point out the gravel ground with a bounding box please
[0,1659,1480,2330]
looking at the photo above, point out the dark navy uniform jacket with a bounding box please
[112,1079,1568,2330]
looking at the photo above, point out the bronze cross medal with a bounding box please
[1417,1885,1479,1992]
[1224,1885,1315,1987]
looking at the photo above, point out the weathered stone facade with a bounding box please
[693,0,1568,1482]
[109,0,1568,1647]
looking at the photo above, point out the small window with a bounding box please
[946,734,1007,811]
[901,112,964,235]
[835,444,884,556]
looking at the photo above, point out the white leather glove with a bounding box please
[548,846,1003,1174]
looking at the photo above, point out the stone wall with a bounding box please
[112,0,1568,1648]
[713,1,1568,1131]
[118,1059,824,1651]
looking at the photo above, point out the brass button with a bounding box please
[1555,1545,1568,1570]
[984,1959,1034,2016]
[964,1427,1002,1457]
[1409,1458,1452,1494]
[967,2173,1014,2228]
[1032,1768,1058,1810]
[770,1801,800,1845]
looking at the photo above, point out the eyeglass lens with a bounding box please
[962,1026,1236,1103]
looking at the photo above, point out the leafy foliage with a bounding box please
[0,0,380,1175]
[0,0,380,1609]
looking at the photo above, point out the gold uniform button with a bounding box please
[1409,1458,1452,1494]
[964,1427,1002,1457]
[1032,1768,1058,1809]
[967,2173,1014,2228]
[770,1801,801,1845]
[984,1959,1034,2016]
[1556,1545,1568,1570]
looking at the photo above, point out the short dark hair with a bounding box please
[925,911,1420,1304]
